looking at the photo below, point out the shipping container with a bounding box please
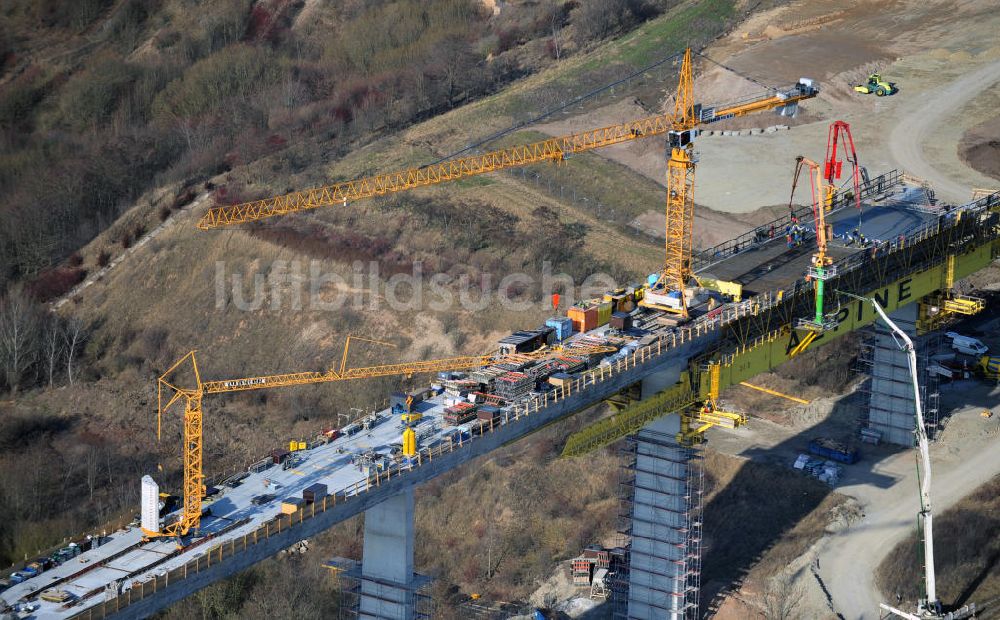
[548,372,573,388]
[302,483,328,504]
[545,317,574,341]
[477,405,502,423]
[609,312,632,331]
[568,305,599,332]
[596,301,613,326]
[271,448,291,464]
[281,498,306,514]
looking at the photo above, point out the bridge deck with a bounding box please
[699,186,939,296]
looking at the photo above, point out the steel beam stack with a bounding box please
[493,372,532,400]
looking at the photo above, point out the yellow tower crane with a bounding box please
[195,49,817,318]
[150,339,617,539]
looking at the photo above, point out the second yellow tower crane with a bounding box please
[195,49,817,318]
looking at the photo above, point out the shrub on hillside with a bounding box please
[152,44,280,122]
[52,54,139,131]
[25,267,86,301]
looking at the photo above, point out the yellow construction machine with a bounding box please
[854,73,897,96]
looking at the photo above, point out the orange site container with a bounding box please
[568,305,599,332]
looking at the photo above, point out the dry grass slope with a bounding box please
[876,473,1000,610]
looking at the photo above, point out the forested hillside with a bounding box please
[0,0,683,291]
[0,0,706,400]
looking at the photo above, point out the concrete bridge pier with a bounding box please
[865,303,939,445]
[357,488,430,619]
[610,364,704,620]
[619,414,703,619]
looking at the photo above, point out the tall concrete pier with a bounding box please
[616,414,703,619]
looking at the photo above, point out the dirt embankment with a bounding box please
[960,115,1000,184]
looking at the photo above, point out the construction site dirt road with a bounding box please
[889,58,1000,203]
[817,390,1000,618]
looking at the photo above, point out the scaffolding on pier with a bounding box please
[611,428,703,620]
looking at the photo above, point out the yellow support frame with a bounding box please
[677,361,747,445]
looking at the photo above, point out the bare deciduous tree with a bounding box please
[762,575,805,620]
[64,317,86,386]
[44,315,64,388]
[0,287,42,394]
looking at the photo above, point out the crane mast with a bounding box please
[660,48,698,315]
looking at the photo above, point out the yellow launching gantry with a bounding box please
[196,49,817,318]
[150,339,617,539]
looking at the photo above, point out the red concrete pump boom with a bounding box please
[823,120,861,209]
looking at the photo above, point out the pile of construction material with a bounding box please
[553,356,586,374]
[494,372,532,400]
[440,376,480,397]
[569,545,624,600]
[793,454,844,486]
[469,366,505,388]
[443,402,478,425]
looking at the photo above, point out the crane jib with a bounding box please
[195,81,817,231]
